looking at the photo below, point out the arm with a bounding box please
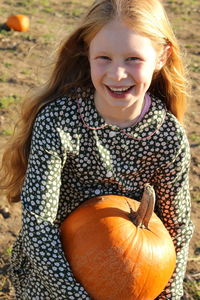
[20,107,90,299]
[154,132,194,300]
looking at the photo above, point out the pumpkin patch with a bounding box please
[60,184,176,300]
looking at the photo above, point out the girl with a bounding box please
[0,0,193,299]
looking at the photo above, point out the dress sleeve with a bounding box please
[20,109,91,299]
[154,131,194,300]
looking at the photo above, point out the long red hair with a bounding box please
[0,0,189,202]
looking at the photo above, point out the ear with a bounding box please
[155,45,171,71]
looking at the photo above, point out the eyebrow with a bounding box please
[92,50,143,57]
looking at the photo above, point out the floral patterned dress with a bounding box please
[10,88,193,299]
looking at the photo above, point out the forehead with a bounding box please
[89,19,158,57]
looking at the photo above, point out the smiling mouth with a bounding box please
[106,85,134,95]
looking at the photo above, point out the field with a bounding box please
[0,0,200,299]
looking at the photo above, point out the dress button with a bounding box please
[109,131,117,138]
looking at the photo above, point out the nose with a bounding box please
[107,64,128,81]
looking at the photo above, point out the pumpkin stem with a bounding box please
[127,184,155,229]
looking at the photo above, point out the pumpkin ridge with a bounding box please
[139,230,174,299]
[136,235,154,300]
[123,226,141,256]
[130,229,147,299]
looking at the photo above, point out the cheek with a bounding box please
[132,64,156,83]
[90,63,105,85]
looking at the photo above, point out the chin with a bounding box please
[109,99,137,109]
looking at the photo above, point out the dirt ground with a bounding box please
[0,0,200,299]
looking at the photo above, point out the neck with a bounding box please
[94,93,146,129]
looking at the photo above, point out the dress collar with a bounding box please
[76,87,166,141]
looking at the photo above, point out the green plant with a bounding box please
[43,7,53,14]
[21,33,36,42]
[191,192,200,203]
[20,69,31,75]
[184,279,200,300]
[40,0,50,5]
[189,63,200,73]
[16,0,34,6]
[37,19,46,24]
[189,133,200,145]
[185,44,194,49]
[3,62,12,68]
[1,129,14,136]
[72,8,84,17]
[42,33,55,41]
[0,95,21,109]
[0,74,8,83]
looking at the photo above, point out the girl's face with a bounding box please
[89,19,162,112]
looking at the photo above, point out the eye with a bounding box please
[126,57,139,62]
[97,56,111,60]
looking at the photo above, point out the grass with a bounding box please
[191,192,200,203]
[15,0,35,7]
[71,8,84,17]
[20,69,31,75]
[165,0,199,26]
[3,62,12,68]
[0,248,14,297]
[194,242,200,255]
[189,133,200,145]
[0,129,14,136]
[184,280,200,300]
[0,27,13,36]
[0,95,21,109]
[42,33,55,41]
[37,19,46,24]
[0,74,8,83]
[1,248,12,259]
[21,33,37,42]
[183,0,199,5]
[43,7,54,14]
[40,0,50,5]
[185,44,195,49]
[167,0,199,6]
[189,64,200,73]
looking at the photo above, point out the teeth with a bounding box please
[109,87,131,92]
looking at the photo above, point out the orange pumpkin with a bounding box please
[6,14,30,32]
[60,184,176,300]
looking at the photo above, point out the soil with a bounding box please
[0,0,200,299]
